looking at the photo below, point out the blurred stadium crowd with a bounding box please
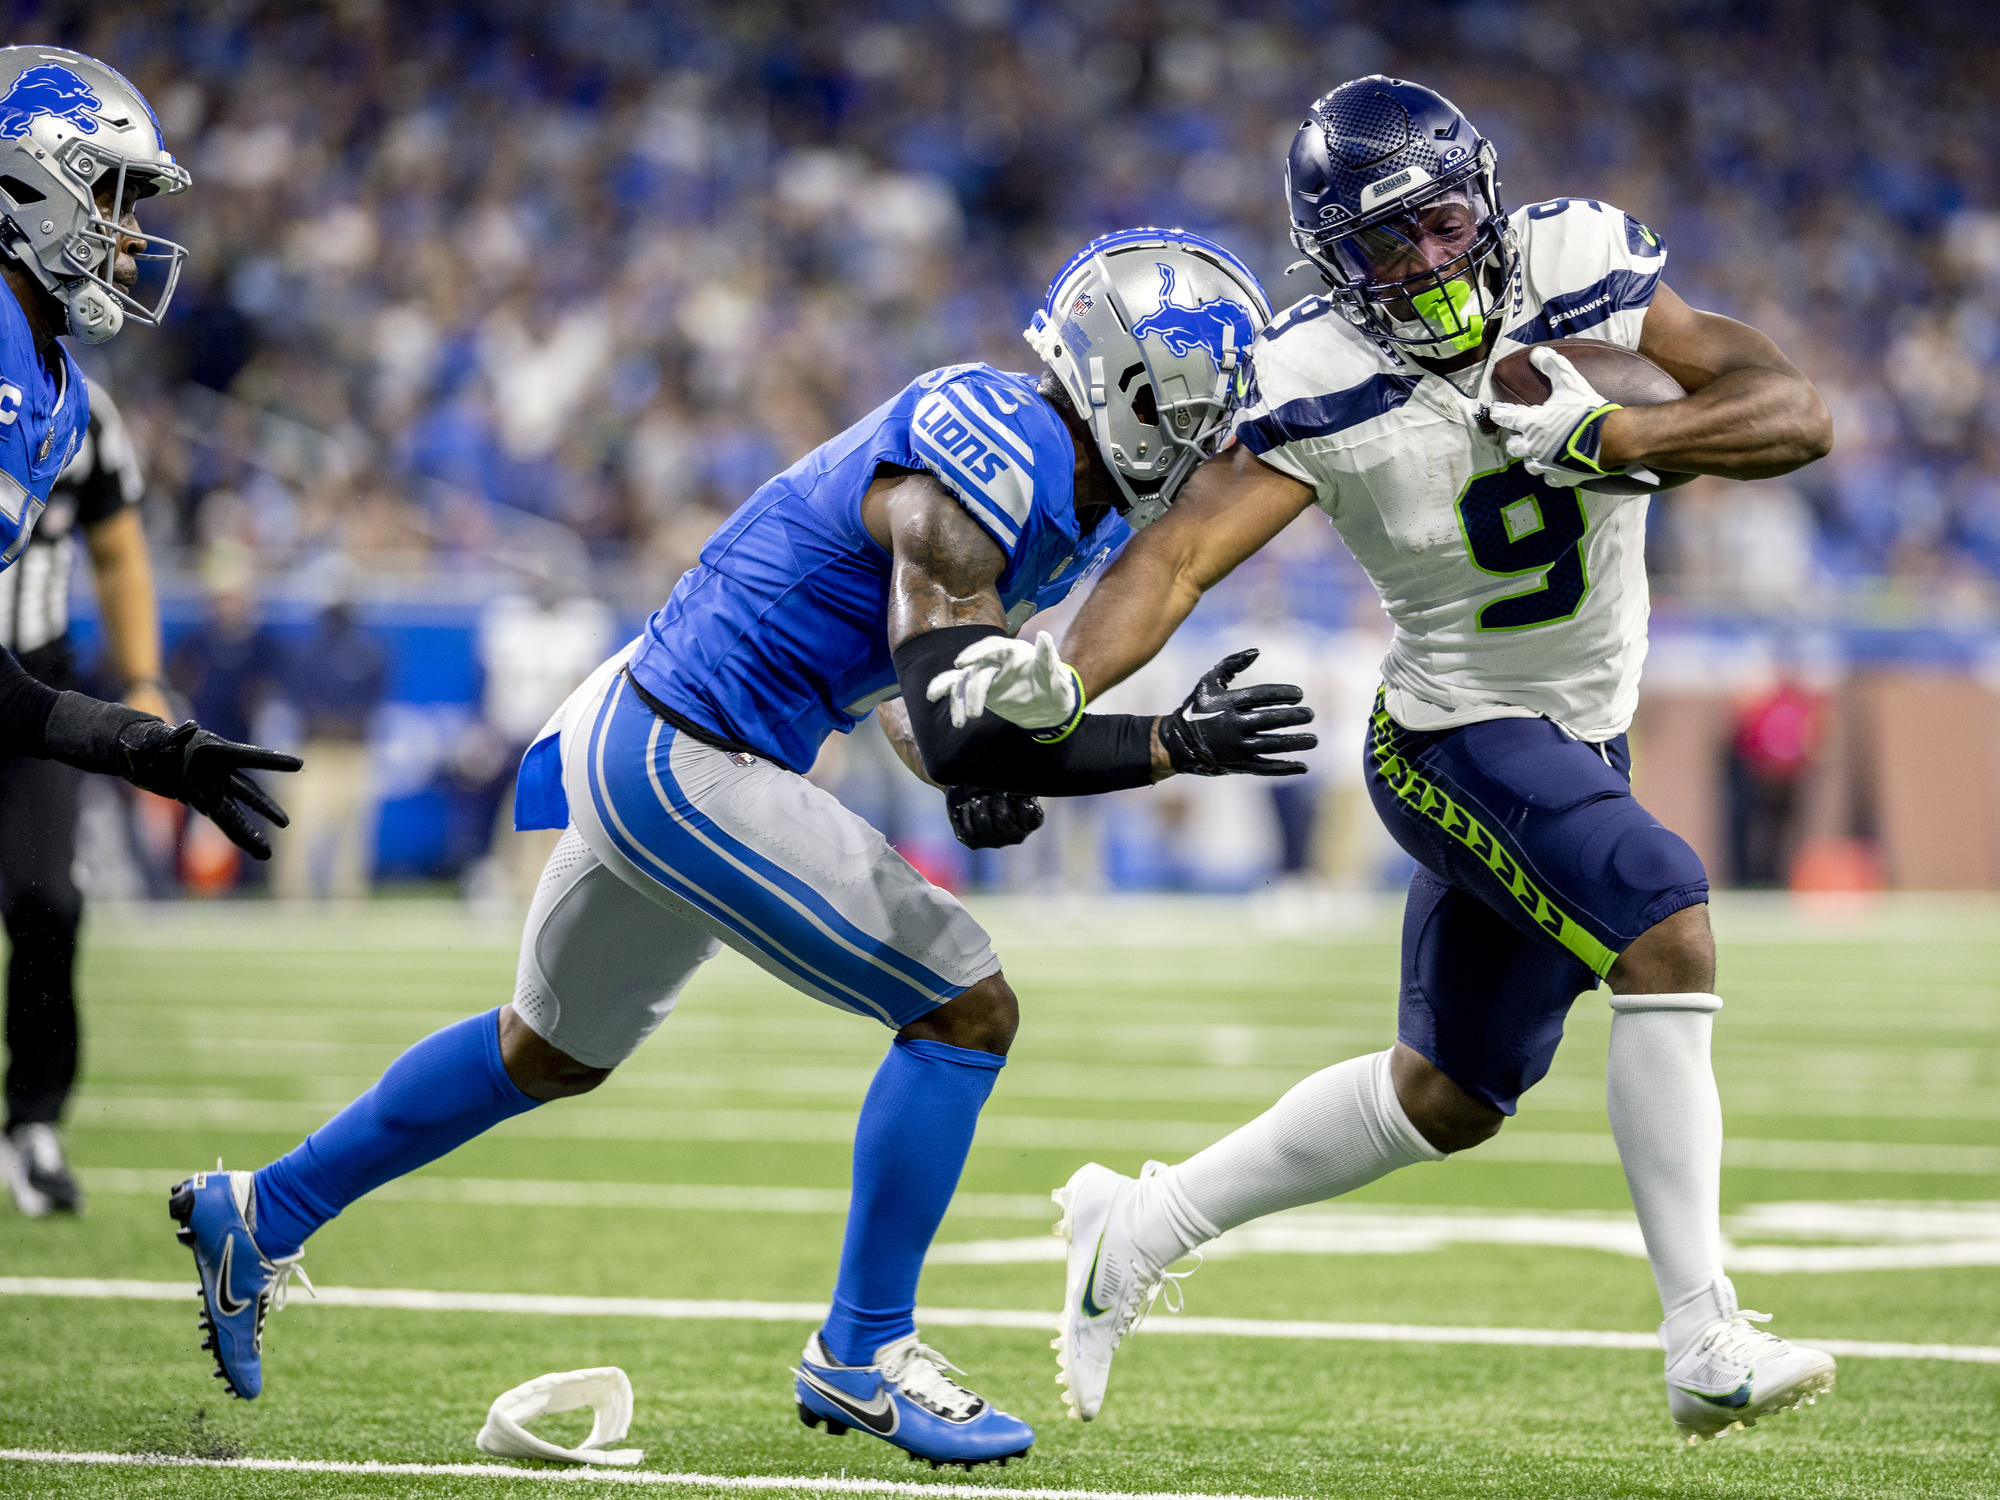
[9,0,1995,898]
[38,0,2000,624]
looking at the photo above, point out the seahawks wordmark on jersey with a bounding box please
[1234,199,1666,742]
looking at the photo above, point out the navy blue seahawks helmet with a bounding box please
[1287,76,1513,361]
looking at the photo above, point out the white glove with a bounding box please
[926,630,1083,735]
[1486,347,1656,489]
[475,1367,644,1466]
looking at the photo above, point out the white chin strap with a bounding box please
[65,282,122,344]
[474,1367,644,1467]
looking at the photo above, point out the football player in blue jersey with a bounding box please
[965,79,1838,1445]
[170,229,1313,1466]
[0,46,297,856]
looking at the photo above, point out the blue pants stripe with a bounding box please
[585,677,960,1027]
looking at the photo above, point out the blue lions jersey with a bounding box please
[628,363,1128,774]
[0,284,87,570]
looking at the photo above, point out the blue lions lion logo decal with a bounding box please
[1129,263,1256,370]
[0,64,102,142]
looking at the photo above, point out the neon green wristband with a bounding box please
[1028,667,1088,745]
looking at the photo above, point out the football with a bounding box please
[1490,338,1696,495]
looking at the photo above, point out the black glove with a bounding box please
[43,694,302,857]
[118,719,301,860]
[945,784,1045,849]
[1155,649,1317,777]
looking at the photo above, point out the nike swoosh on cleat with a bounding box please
[797,1368,898,1435]
[1677,1379,1754,1410]
[1080,1233,1112,1320]
[215,1236,250,1318]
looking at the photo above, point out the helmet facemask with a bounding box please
[43,145,189,340]
[1291,143,1513,364]
[1089,259,1250,528]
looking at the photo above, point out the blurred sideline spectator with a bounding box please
[168,542,278,747]
[1726,675,1827,887]
[273,585,390,901]
[165,542,282,892]
[1313,597,1399,891]
[460,577,613,902]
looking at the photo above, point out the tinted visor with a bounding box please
[1324,183,1493,290]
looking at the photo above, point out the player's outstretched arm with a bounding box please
[876,472,1312,794]
[0,646,300,859]
[877,471,1156,792]
[1059,445,1316,698]
[1600,284,1833,480]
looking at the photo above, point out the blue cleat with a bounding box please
[168,1168,312,1399]
[794,1331,1033,1469]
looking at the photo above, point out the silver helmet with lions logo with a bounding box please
[0,45,191,343]
[1025,228,1271,530]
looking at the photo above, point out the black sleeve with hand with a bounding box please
[42,692,304,860]
[891,624,1154,796]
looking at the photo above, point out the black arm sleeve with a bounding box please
[41,690,153,776]
[891,625,1155,796]
[0,647,61,758]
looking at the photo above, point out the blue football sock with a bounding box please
[251,1008,538,1258]
[821,1036,1004,1367]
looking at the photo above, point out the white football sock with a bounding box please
[1605,992,1729,1341]
[1134,1048,1444,1270]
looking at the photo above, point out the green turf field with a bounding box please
[2,893,1997,1499]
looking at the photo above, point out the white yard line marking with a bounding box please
[3,1279,1993,1363]
[65,1097,2000,1174]
[927,1202,2000,1274]
[0,1449,1288,1499]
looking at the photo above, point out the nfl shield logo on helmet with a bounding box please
[1070,292,1093,318]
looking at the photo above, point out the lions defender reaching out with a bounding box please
[170,229,1314,1468]
[947,79,1835,1443]
[0,47,295,854]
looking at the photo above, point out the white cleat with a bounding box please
[0,1129,49,1218]
[1664,1308,1836,1444]
[1050,1161,1194,1422]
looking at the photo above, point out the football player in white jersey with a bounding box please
[936,77,1834,1443]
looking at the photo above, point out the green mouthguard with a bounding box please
[1410,278,1484,352]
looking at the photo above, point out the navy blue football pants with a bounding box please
[1365,695,1709,1113]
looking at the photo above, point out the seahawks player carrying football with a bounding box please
[943,79,1835,1443]
[169,229,1314,1468]
[0,46,296,857]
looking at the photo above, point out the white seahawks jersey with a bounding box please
[1234,198,1667,741]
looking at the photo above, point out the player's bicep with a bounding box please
[883,473,1009,651]
[1638,283,1803,394]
